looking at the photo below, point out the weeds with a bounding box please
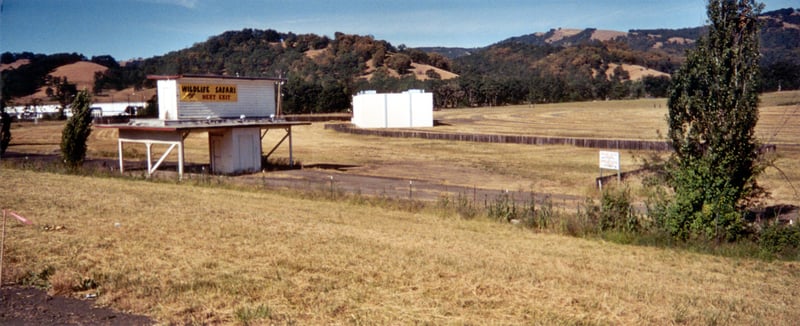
[4,158,799,261]
[234,303,272,325]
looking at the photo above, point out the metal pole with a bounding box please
[118,139,125,174]
[146,142,153,178]
[288,127,294,167]
[1,209,7,286]
[178,140,185,181]
[276,80,283,117]
[599,168,603,191]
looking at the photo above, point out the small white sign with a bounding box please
[599,151,620,170]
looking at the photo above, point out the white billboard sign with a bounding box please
[599,151,620,170]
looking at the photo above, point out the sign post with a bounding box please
[598,151,621,191]
[1,209,33,286]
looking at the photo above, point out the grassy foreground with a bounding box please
[2,169,799,324]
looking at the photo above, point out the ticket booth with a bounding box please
[98,74,308,178]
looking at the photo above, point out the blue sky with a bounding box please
[1,0,797,61]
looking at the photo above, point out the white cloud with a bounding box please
[140,0,198,9]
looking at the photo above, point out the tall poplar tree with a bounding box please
[665,0,764,240]
[61,90,94,168]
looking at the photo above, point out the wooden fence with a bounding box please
[325,123,673,151]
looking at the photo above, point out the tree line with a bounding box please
[3,7,799,113]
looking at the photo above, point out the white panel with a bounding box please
[233,128,262,173]
[352,91,433,128]
[386,93,411,128]
[209,134,225,174]
[351,94,365,126]
[210,130,234,174]
[410,92,433,127]
[157,80,178,120]
[352,93,387,128]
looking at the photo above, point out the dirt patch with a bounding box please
[410,63,459,80]
[606,63,670,81]
[0,286,155,325]
[545,28,582,43]
[591,30,627,41]
[0,59,31,72]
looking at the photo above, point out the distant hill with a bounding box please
[430,8,799,67]
[498,28,627,47]
[2,8,798,111]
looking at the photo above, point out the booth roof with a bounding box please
[96,118,309,132]
[147,74,286,82]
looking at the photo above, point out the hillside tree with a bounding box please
[46,76,78,119]
[387,53,412,75]
[665,0,765,240]
[61,90,94,168]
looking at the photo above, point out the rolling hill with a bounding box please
[2,8,798,111]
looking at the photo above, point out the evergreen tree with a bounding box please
[0,101,11,158]
[665,0,765,240]
[61,90,94,168]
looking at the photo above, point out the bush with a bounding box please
[758,222,800,259]
[598,186,639,233]
[564,199,599,237]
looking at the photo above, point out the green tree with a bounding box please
[0,101,11,158]
[61,90,94,168]
[386,53,412,75]
[665,0,765,240]
[642,75,672,97]
[46,76,78,120]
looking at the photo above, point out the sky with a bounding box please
[1,0,798,61]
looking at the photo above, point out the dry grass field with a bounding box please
[2,170,799,324]
[2,92,800,324]
[5,91,800,202]
[5,91,800,204]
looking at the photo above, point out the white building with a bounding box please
[7,102,145,119]
[99,74,306,178]
[351,90,433,128]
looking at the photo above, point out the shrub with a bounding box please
[565,198,600,237]
[598,186,639,233]
[758,222,800,259]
